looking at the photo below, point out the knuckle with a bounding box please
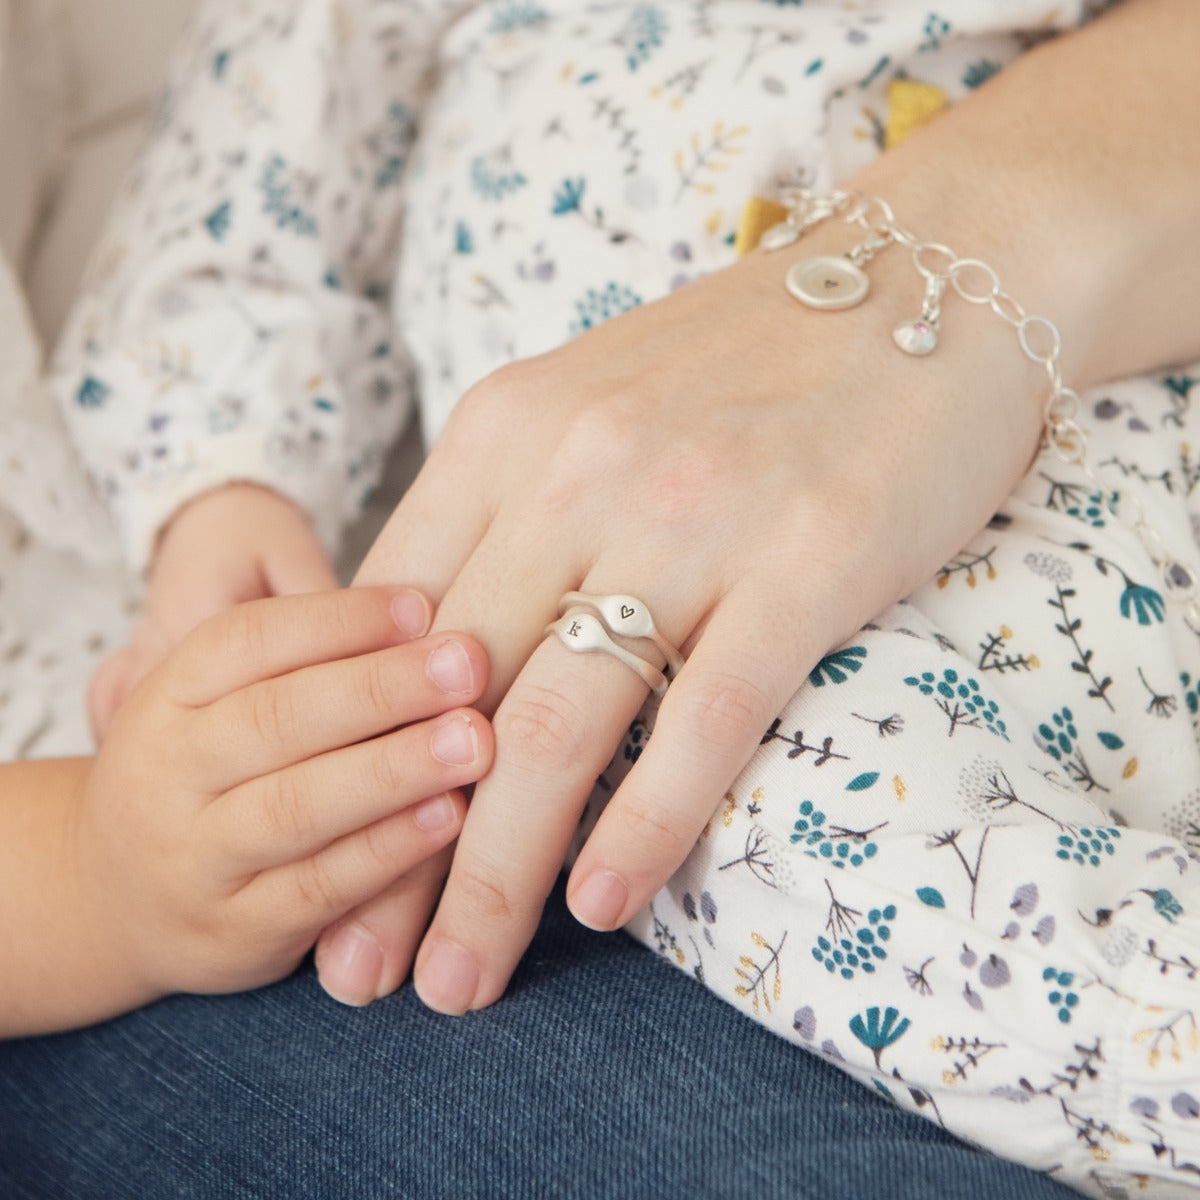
[261,769,316,847]
[452,860,517,924]
[493,684,588,777]
[677,669,770,760]
[367,736,409,798]
[358,653,399,720]
[248,684,299,749]
[292,854,344,918]
[616,791,691,862]
[223,598,275,669]
[539,401,628,510]
[443,365,530,452]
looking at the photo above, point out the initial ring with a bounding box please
[545,610,669,697]
[557,592,684,678]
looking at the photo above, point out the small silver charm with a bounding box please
[785,255,870,311]
[759,221,800,251]
[892,272,944,355]
[892,318,938,356]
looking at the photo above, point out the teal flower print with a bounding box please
[551,177,586,216]
[489,1,550,33]
[77,376,111,408]
[813,907,892,980]
[1055,826,1120,866]
[469,152,528,203]
[258,154,318,236]
[903,669,1008,739]
[205,201,233,241]
[1152,887,1183,923]
[1042,967,1079,1024]
[1037,707,1077,763]
[1119,583,1165,625]
[569,282,642,335]
[849,1005,911,1068]
[614,5,668,71]
[374,102,417,191]
[1065,488,1117,528]
[791,800,879,869]
[962,59,999,88]
[810,646,867,687]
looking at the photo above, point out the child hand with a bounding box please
[88,483,340,742]
[74,586,492,1016]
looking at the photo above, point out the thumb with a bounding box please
[87,649,140,745]
[264,537,340,597]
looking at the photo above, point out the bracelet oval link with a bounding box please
[765,186,1200,633]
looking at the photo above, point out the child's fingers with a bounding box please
[166,586,433,708]
[241,792,469,937]
[209,707,492,869]
[194,633,490,790]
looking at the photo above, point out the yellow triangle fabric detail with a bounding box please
[736,79,948,254]
[884,78,948,149]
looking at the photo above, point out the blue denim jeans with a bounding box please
[0,884,1075,1200]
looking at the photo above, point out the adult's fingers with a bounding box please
[164,586,433,708]
[409,633,658,1015]
[87,648,142,745]
[352,385,512,599]
[194,632,489,789]
[564,580,835,929]
[209,706,493,868]
[313,850,453,1006]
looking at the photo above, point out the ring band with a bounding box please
[558,591,684,678]
[545,610,669,697]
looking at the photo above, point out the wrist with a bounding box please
[846,0,1200,388]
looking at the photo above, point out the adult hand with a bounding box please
[327,188,1050,1013]
[75,587,492,1016]
[88,483,339,741]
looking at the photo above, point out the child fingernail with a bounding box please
[569,870,629,931]
[431,715,478,765]
[413,793,459,831]
[391,590,432,639]
[417,940,479,1015]
[427,640,474,693]
[317,922,383,1008]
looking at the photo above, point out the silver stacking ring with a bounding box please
[557,592,685,677]
[544,592,684,697]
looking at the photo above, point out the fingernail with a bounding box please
[390,590,432,640]
[570,870,629,931]
[412,792,459,831]
[431,716,478,766]
[417,940,479,1015]
[427,640,474,693]
[317,922,383,1008]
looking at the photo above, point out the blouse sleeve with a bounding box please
[48,0,448,575]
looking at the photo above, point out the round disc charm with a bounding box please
[785,255,869,311]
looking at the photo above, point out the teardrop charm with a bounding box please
[758,221,800,251]
[892,318,938,356]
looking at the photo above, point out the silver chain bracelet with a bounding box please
[760,188,1200,635]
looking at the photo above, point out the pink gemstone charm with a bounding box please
[892,318,938,356]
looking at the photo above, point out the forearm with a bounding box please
[849,0,1200,390]
[0,759,154,1037]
